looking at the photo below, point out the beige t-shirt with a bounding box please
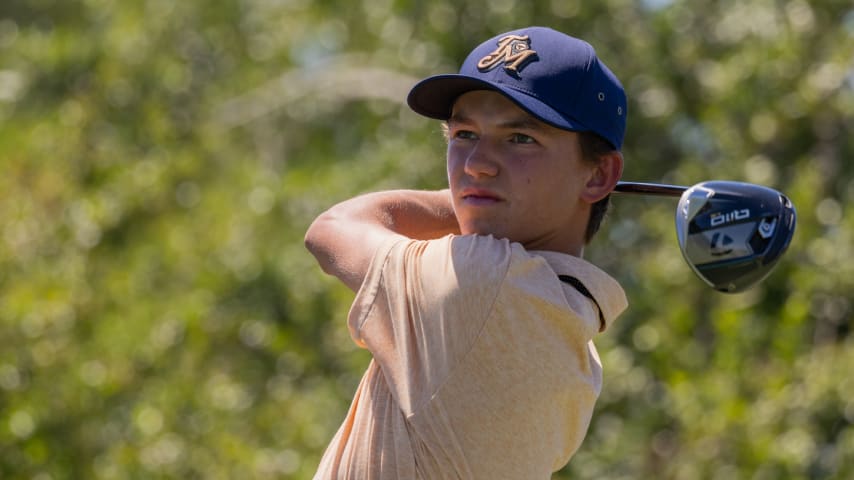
[314,234,627,479]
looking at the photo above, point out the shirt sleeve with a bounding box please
[347,234,514,415]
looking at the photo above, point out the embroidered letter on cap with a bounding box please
[477,35,538,75]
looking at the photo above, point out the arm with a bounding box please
[304,189,460,292]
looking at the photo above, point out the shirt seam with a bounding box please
[351,238,401,344]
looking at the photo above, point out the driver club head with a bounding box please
[676,181,796,293]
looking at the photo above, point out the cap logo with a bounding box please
[477,35,538,76]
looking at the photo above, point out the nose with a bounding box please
[463,140,499,178]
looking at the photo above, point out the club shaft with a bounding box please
[614,182,687,197]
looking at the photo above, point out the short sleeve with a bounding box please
[347,234,514,415]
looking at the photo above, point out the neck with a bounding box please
[523,234,586,257]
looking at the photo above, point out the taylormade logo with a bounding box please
[710,208,750,227]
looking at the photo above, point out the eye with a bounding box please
[510,133,537,144]
[453,129,478,140]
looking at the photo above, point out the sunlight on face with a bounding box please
[446,91,596,255]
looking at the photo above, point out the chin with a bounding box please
[461,224,510,240]
[459,223,493,237]
[458,214,520,239]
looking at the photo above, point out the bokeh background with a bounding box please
[1,0,852,478]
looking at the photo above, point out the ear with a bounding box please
[580,151,624,204]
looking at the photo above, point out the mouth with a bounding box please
[460,187,503,205]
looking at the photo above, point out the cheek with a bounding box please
[518,168,573,212]
[446,147,463,179]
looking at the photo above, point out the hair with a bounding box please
[578,131,617,244]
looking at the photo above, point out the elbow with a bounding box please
[304,212,334,267]
[303,216,322,257]
[304,211,362,291]
[305,207,354,279]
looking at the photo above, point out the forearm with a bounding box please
[364,189,460,239]
[304,189,459,291]
[313,189,459,239]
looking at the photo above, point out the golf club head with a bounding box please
[676,181,796,293]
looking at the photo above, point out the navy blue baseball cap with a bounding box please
[407,26,627,150]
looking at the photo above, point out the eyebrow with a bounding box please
[448,112,547,131]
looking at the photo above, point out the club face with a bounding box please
[676,181,796,293]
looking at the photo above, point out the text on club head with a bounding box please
[709,208,750,227]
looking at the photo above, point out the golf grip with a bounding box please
[614,182,687,197]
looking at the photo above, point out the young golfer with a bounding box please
[306,26,629,478]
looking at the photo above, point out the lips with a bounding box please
[460,187,503,205]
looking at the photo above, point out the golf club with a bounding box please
[613,180,797,293]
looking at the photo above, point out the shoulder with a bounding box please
[381,234,521,283]
[528,250,628,332]
[371,234,576,311]
[365,234,529,324]
[439,235,532,292]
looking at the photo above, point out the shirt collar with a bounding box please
[531,250,628,331]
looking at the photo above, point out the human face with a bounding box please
[446,90,596,255]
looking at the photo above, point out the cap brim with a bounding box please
[406,74,589,133]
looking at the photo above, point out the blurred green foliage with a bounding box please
[1,0,852,478]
